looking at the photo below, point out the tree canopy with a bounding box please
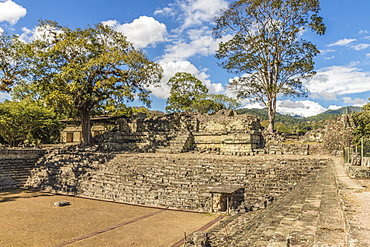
[5,20,163,146]
[213,0,326,133]
[353,101,370,145]
[191,94,241,113]
[0,101,61,147]
[165,72,209,113]
[165,72,240,113]
[0,34,30,92]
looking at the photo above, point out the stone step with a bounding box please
[209,163,346,247]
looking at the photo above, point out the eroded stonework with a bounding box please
[95,110,264,155]
[25,146,327,213]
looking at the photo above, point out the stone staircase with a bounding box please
[209,162,346,246]
[26,150,328,213]
[156,131,194,154]
[0,150,45,189]
[25,146,115,193]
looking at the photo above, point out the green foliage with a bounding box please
[213,0,326,133]
[191,94,241,113]
[166,72,209,113]
[13,20,163,146]
[166,72,240,113]
[0,34,30,92]
[353,102,370,145]
[0,101,62,146]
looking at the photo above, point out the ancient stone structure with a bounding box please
[25,145,328,213]
[0,149,45,190]
[93,110,264,155]
[60,115,119,144]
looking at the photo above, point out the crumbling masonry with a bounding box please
[20,111,321,213]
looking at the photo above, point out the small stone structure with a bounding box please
[60,115,119,144]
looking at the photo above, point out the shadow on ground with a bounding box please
[0,189,54,203]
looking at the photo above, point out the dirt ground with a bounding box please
[0,190,218,247]
[332,158,370,246]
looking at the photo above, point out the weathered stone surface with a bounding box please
[0,175,16,190]
[54,200,71,207]
[207,162,346,247]
[0,149,45,190]
[26,147,327,213]
[93,111,264,155]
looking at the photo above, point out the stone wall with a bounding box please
[266,144,310,155]
[193,111,263,155]
[26,147,328,213]
[0,149,45,190]
[94,110,264,155]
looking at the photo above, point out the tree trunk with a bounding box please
[267,97,276,133]
[80,110,92,146]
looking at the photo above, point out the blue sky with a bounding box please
[1,0,370,117]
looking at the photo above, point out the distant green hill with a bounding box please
[237,106,362,134]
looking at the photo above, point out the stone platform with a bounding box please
[206,157,370,247]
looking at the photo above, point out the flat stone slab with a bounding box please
[208,185,241,194]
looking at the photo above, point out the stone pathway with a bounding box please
[333,157,370,247]
[209,157,370,246]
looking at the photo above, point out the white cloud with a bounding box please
[180,0,228,29]
[102,16,167,48]
[329,105,342,110]
[277,100,327,117]
[242,102,265,109]
[154,7,175,17]
[0,0,26,25]
[342,97,367,106]
[242,99,328,117]
[306,66,370,96]
[320,49,335,55]
[323,56,335,60]
[328,38,357,47]
[0,27,3,35]
[0,92,11,102]
[161,29,221,62]
[149,60,224,99]
[310,91,337,101]
[351,43,370,51]
[156,0,228,31]
[150,0,230,101]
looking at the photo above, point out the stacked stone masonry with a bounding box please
[94,110,267,155]
[0,149,45,190]
[207,161,344,247]
[25,147,328,213]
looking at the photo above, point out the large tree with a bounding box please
[165,72,209,113]
[18,21,163,146]
[166,72,240,113]
[191,94,241,113]
[213,0,326,133]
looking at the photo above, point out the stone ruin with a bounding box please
[24,145,327,214]
[0,110,338,246]
[94,110,265,155]
[301,114,355,155]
